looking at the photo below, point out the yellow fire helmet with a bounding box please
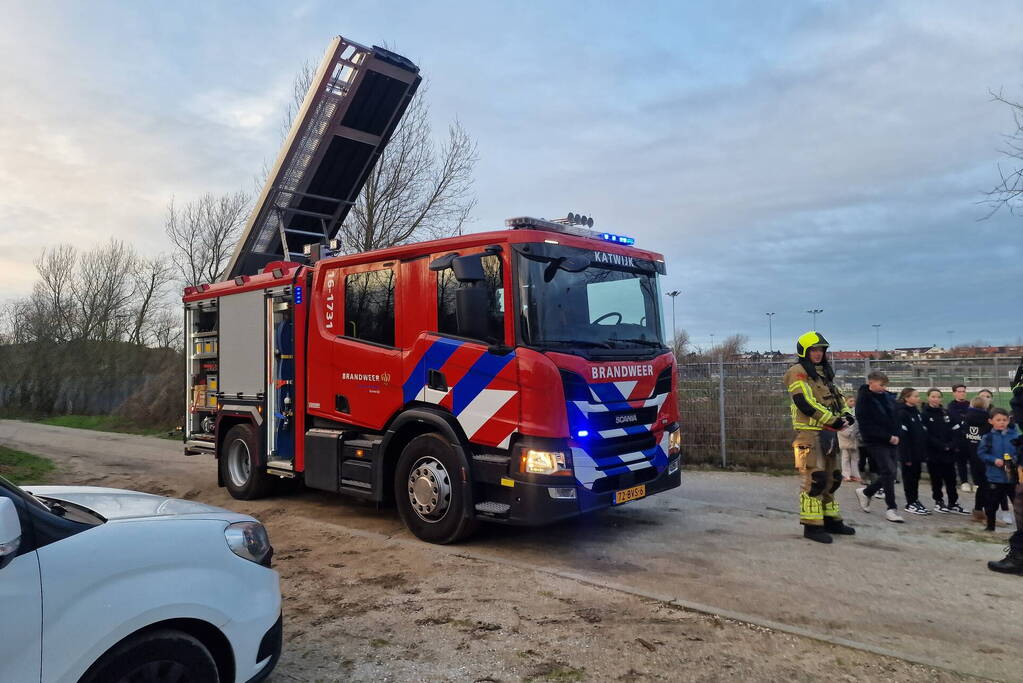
[796,331,830,358]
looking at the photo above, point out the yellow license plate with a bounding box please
[614,484,646,505]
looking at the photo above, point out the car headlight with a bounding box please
[225,521,273,567]
[669,428,682,456]
[520,449,569,475]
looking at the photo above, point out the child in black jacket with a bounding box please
[854,371,904,523]
[961,397,993,522]
[922,389,966,513]
[896,388,930,514]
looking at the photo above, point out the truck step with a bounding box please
[474,501,511,516]
[266,459,295,478]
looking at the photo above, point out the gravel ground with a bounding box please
[0,420,1001,682]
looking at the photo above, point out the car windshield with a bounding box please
[515,243,666,352]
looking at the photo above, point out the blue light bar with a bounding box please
[599,232,635,246]
[294,286,303,305]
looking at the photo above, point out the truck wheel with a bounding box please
[220,423,273,500]
[80,629,219,683]
[394,433,478,544]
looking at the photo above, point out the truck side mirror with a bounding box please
[455,287,491,341]
[0,498,22,570]
[451,254,485,283]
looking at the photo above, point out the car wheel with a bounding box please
[80,629,219,683]
[220,423,273,500]
[394,433,478,544]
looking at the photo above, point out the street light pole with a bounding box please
[806,308,823,328]
[666,290,680,346]
[765,312,775,353]
[872,324,881,353]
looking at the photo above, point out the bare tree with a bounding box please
[280,60,315,141]
[670,328,691,360]
[129,254,174,345]
[984,89,1023,217]
[277,63,478,253]
[165,192,251,287]
[340,92,478,252]
[71,239,139,342]
[33,244,77,342]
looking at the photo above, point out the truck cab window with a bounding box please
[437,254,504,342]
[345,269,395,346]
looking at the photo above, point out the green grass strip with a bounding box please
[0,445,56,485]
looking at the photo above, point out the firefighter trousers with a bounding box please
[794,430,842,526]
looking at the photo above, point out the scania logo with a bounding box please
[615,414,638,424]
[590,364,655,380]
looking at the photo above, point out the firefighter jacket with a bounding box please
[783,362,849,431]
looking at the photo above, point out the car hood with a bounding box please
[22,485,247,522]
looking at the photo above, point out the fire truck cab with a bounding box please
[183,217,681,543]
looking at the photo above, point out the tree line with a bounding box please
[0,62,478,427]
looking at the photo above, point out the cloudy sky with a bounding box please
[1,1,1020,351]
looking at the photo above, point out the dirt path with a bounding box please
[0,421,998,681]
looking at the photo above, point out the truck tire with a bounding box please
[220,423,273,500]
[394,433,478,544]
[80,628,219,683]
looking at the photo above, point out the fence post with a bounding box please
[994,356,1000,396]
[718,355,726,468]
[864,358,871,380]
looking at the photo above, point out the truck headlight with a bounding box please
[225,521,273,567]
[668,428,682,456]
[521,449,569,475]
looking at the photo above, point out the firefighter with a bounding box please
[784,331,856,543]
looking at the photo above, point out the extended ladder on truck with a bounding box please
[185,36,420,460]
[224,35,421,279]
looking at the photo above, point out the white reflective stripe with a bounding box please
[458,389,517,439]
[498,433,513,449]
[614,380,638,400]
[597,428,629,439]
[627,462,652,472]
[420,387,449,404]
[617,452,646,464]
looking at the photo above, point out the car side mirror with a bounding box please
[451,254,485,283]
[0,498,22,570]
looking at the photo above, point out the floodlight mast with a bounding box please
[223,36,422,280]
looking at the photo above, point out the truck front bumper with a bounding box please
[475,458,682,527]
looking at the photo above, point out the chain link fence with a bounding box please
[677,357,1017,469]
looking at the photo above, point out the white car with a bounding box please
[0,475,281,683]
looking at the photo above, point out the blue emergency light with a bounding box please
[294,286,303,305]
[599,232,635,246]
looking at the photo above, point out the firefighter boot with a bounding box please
[803,525,833,544]
[987,548,1023,575]
[824,517,856,535]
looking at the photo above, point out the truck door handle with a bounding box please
[428,370,448,392]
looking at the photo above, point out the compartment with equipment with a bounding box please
[184,299,220,451]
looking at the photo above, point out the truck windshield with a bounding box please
[516,243,666,352]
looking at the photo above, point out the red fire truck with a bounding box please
[182,37,681,543]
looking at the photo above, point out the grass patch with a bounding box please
[0,446,56,485]
[30,415,177,439]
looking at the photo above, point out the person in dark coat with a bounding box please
[947,384,972,489]
[922,389,966,513]
[854,371,905,523]
[961,397,993,522]
[896,388,930,514]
